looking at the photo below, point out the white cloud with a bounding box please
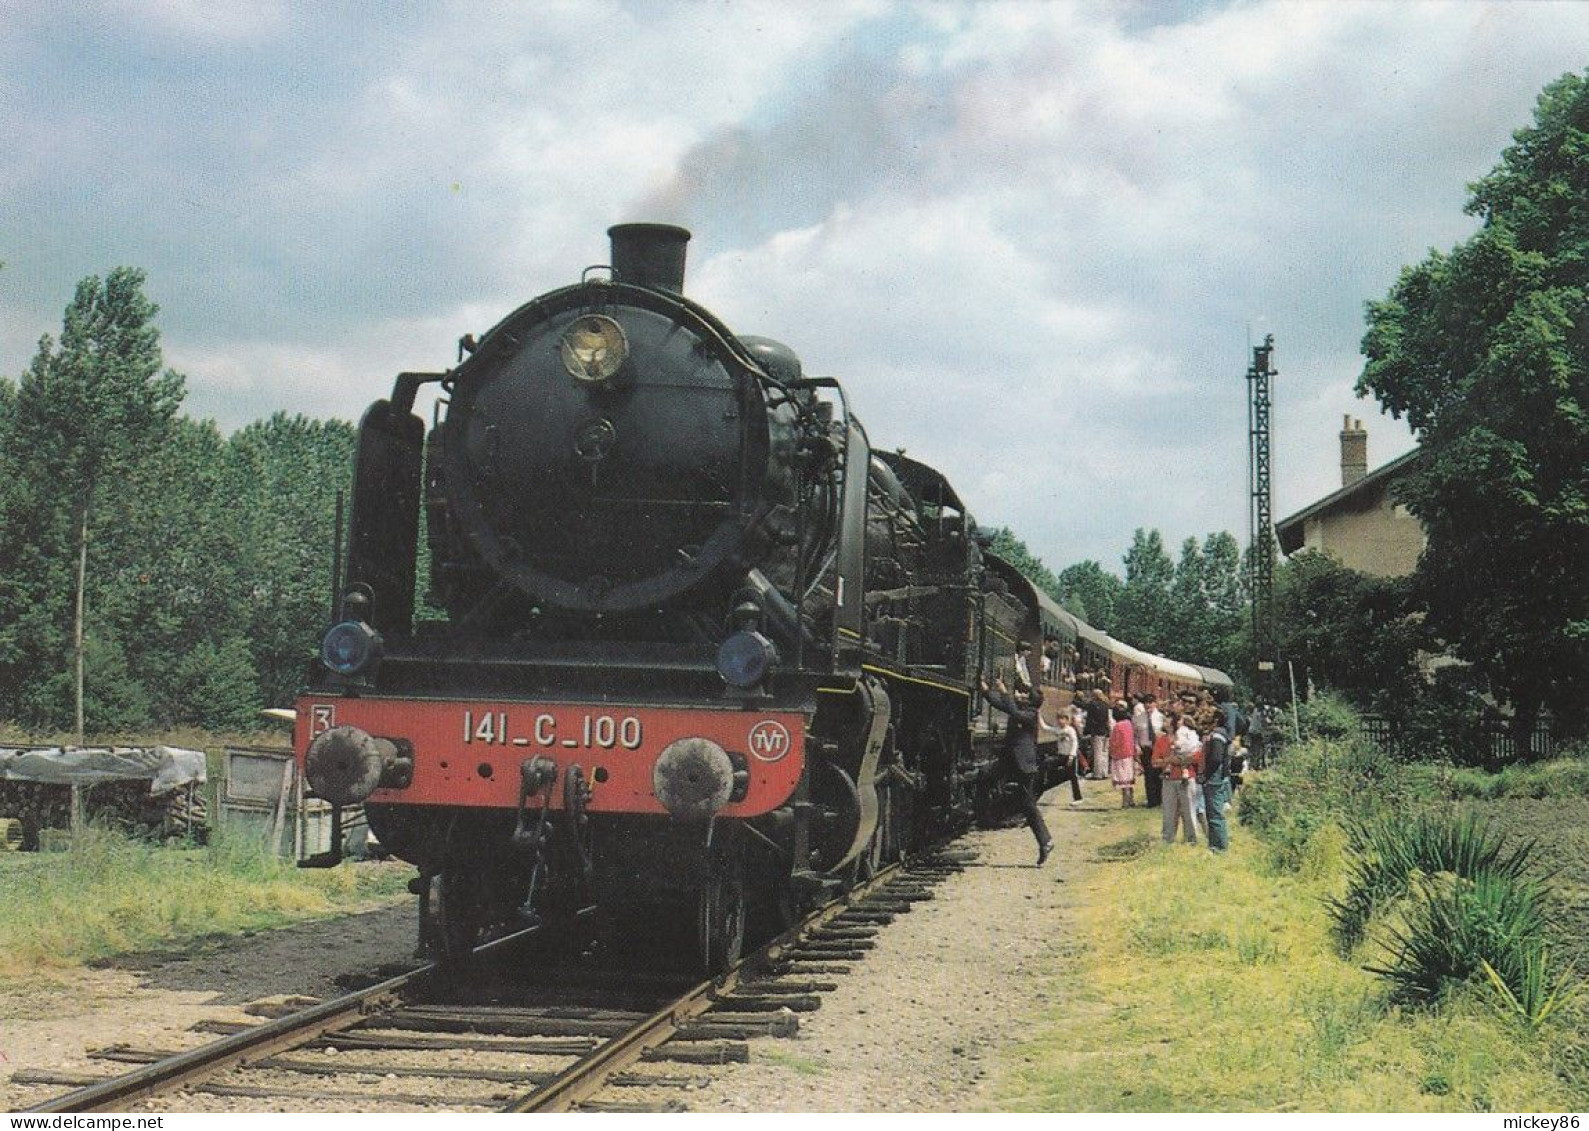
[3,0,1586,576]
[104,0,291,42]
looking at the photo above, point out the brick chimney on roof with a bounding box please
[1341,415,1368,487]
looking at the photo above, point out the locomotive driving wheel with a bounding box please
[422,866,488,965]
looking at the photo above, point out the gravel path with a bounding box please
[1,792,1130,1113]
[704,790,1120,1112]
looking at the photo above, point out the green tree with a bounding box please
[3,269,185,738]
[1194,531,1247,678]
[1056,559,1122,632]
[91,417,255,728]
[228,413,356,710]
[1115,528,1174,654]
[1168,536,1206,651]
[1273,550,1424,709]
[986,527,1064,604]
[1358,70,1589,735]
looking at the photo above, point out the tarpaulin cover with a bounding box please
[0,745,207,795]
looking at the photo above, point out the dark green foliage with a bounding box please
[0,268,185,735]
[1157,531,1247,678]
[227,413,356,709]
[986,527,1065,603]
[1293,690,1363,743]
[1059,526,1248,675]
[1357,70,1589,734]
[168,637,264,732]
[0,271,354,734]
[1115,528,1174,654]
[1272,552,1425,710]
[1056,559,1122,632]
[1443,750,1589,800]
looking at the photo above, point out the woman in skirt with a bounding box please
[1108,701,1138,806]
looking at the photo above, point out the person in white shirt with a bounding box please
[1040,705,1083,805]
[1142,694,1165,808]
[1163,712,1202,845]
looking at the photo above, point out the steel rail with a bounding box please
[23,922,542,1114]
[24,859,926,1115]
[24,964,432,1113]
[507,859,907,1113]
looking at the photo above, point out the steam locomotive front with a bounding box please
[295,227,856,963]
[429,224,805,625]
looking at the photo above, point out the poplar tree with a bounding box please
[7,269,184,739]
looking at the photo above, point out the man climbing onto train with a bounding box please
[980,675,1056,869]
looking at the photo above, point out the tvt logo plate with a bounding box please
[747,719,792,762]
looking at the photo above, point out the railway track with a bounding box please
[18,848,970,1114]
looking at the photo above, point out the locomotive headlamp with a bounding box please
[321,620,383,677]
[716,630,778,689]
[560,314,628,384]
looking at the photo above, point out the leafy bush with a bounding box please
[1444,759,1589,801]
[1236,771,1287,834]
[1294,691,1362,743]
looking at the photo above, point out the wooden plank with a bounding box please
[674,1016,797,1041]
[732,980,839,996]
[640,1042,749,1065]
[252,1056,555,1085]
[709,994,821,1013]
[201,1081,485,1106]
[776,962,853,976]
[401,1004,648,1023]
[270,758,293,856]
[378,1010,633,1039]
[308,1032,599,1056]
[13,1071,108,1088]
[607,1072,710,1089]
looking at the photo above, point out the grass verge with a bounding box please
[0,826,410,977]
[990,802,1589,1112]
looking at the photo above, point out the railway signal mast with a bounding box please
[1246,335,1279,698]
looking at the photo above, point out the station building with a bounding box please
[1275,415,1424,578]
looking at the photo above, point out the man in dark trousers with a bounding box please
[980,675,1055,868]
[1083,690,1112,779]
[1200,716,1234,852]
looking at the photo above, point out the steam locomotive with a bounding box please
[294,224,1230,971]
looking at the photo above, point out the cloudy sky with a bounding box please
[2,0,1584,574]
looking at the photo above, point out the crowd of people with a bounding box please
[983,668,1258,873]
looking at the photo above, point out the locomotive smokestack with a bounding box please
[609,223,691,293]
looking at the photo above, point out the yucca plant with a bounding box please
[1366,870,1551,1007]
[1481,950,1580,1030]
[1326,810,1543,954]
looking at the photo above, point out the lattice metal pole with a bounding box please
[1247,336,1277,696]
